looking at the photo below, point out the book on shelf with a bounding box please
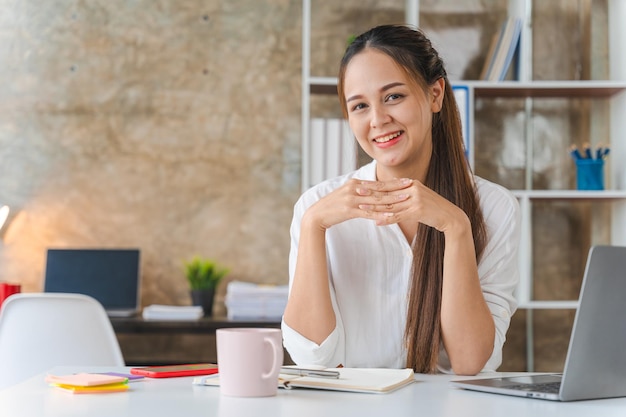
[452,85,470,155]
[142,304,204,321]
[309,118,357,187]
[480,17,523,81]
[479,27,501,80]
[193,367,415,394]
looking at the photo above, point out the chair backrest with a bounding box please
[0,292,125,390]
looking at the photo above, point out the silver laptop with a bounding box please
[452,245,626,401]
[44,248,141,318]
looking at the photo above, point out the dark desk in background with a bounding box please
[110,316,282,334]
[110,316,292,365]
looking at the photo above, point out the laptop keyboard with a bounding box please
[508,382,561,394]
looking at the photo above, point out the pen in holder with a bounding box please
[575,159,604,191]
[570,144,608,191]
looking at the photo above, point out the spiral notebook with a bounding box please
[194,367,415,394]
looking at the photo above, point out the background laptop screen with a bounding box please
[44,248,140,313]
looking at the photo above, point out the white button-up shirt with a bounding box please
[282,161,521,373]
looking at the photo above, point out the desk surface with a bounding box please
[1,367,626,417]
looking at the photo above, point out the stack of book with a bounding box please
[480,17,523,81]
[225,281,288,320]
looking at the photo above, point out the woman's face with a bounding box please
[342,48,444,181]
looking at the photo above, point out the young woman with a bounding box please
[282,25,520,375]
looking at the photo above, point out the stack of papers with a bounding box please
[225,281,288,320]
[46,373,129,394]
[142,304,204,321]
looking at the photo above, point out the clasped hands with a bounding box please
[309,177,463,233]
[354,178,414,225]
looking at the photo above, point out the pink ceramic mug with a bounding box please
[0,283,21,309]
[216,328,283,397]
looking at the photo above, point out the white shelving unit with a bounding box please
[301,0,626,371]
[463,81,626,307]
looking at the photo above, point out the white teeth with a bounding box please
[374,132,401,143]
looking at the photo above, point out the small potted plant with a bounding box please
[184,257,229,317]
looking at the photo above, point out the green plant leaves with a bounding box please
[184,257,230,290]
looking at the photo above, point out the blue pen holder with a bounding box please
[576,159,604,190]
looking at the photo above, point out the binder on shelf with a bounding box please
[452,85,470,156]
[308,118,357,188]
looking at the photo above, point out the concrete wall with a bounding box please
[0,0,302,311]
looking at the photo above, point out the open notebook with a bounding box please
[194,367,415,394]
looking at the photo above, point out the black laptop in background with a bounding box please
[44,248,141,318]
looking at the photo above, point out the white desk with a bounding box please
[1,367,625,417]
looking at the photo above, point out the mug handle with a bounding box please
[261,336,282,380]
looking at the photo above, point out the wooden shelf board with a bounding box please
[309,78,626,98]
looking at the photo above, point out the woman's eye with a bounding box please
[351,102,367,111]
[386,93,404,102]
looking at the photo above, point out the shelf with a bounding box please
[517,300,579,310]
[469,80,626,98]
[309,76,340,95]
[512,190,626,200]
[308,77,626,98]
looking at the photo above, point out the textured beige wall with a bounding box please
[0,0,303,312]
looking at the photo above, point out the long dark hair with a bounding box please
[337,25,487,373]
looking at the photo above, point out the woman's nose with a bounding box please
[369,105,391,129]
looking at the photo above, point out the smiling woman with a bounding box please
[282,24,521,375]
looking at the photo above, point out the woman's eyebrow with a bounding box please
[381,81,405,91]
[345,82,406,103]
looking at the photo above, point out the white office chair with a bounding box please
[0,292,125,390]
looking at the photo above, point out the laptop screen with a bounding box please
[44,248,141,313]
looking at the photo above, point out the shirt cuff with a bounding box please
[281,319,340,367]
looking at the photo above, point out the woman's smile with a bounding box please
[373,130,404,145]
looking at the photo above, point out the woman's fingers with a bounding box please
[354,178,413,207]
[356,178,413,195]
[357,192,410,211]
